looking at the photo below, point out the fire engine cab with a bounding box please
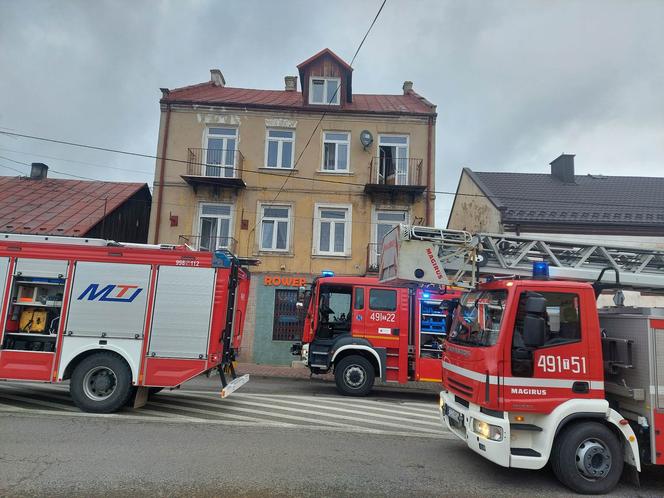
[380,224,664,494]
[0,233,253,413]
[291,274,460,395]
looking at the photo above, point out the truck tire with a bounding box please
[70,352,133,413]
[334,355,375,396]
[550,421,623,495]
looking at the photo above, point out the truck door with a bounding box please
[365,286,408,382]
[351,286,366,339]
[505,288,597,413]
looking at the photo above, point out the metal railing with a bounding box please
[366,243,381,273]
[186,148,244,179]
[368,157,423,186]
[178,235,238,254]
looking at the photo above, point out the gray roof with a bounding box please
[467,169,664,227]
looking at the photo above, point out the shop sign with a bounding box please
[263,276,307,287]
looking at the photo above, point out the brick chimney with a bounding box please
[29,163,48,180]
[210,69,226,87]
[550,154,576,184]
[284,76,298,91]
[402,81,413,94]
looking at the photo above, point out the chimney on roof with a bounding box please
[402,81,413,94]
[30,163,48,180]
[284,76,298,92]
[210,69,226,87]
[550,154,576,184]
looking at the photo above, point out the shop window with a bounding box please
[272,289,304,341]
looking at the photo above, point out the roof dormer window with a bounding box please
[309,77,341,105]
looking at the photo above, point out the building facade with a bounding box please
[148,49,437,364]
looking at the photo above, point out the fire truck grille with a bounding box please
[448,377,473,397]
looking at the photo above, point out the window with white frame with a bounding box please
[265,129,295,169]
[260,204,291,251]
[204,127,237,178]
[314,204,351,256]
[198,203,233,251]
[371,209,408,268]
[309,77,341,105]
[322,132,350,172]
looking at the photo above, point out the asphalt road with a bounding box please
[1,376,663,497]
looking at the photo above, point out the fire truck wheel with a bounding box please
[334,355,375,396]
[551,421,623,495]
[70,353,133,413]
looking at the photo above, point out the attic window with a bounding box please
[309,77,340,105]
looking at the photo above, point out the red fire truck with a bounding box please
[380,225,664,494]
[0,233,253,413]
[291,275,460,395]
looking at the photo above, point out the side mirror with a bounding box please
[523,315,545,348]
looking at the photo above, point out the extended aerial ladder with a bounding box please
[379,224,664,292]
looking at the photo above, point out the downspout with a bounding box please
[153,103,172,244]
[425,115,434,225]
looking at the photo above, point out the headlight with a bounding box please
[471,418,503,441]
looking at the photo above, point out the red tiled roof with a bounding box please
[163,83,436,115]
[0,176,148,236]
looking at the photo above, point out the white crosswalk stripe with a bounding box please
[0,383,450,439]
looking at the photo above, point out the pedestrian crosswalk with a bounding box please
[0,383,451,439]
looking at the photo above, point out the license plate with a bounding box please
[445,405,464,428]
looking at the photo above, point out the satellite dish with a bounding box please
[360,130,373,149]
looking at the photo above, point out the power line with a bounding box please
[0,155,99,181]
[0,163,27,176]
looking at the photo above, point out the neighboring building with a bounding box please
[447,154,664,306]
[148,48,437,364]
[0,163,151,243]
[448,154,664,242]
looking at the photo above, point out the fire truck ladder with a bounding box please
[404,226,664,292]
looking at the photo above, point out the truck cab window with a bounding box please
[513,292,581,349]
[369,289,396,311]
[354,288,364,310]
[317,285,352,339]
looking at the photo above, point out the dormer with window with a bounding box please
[297,48,353,107]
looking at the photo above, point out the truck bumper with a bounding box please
[440,390,511,468]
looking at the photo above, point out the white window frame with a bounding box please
[264,128,295,169]
[321,131,350,172]
[377,134,410,185]
[258,202,293,252]
[309,77,341,105]
[196,202,235,250]
[313,203,352,257]
[202,126,239,178]
[370,207,409,268]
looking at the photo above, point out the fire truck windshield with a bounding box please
[448,290,508,347]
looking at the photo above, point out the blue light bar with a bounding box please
[422,292,431,299]
[532,261,550,279]
[321,270,335,277]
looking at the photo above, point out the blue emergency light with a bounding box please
[321,270,335,277]
[422,292,431,299]
[532,261,550,279]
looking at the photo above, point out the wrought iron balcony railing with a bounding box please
[186,148,244,180]
[366,242,381,273]
[178,235,238,254]
[368,157,424,187]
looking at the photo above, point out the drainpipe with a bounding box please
[425,115,434,225]
[153,103,172,244]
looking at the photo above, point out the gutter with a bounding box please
[425,116,434,225]
[153,103,172,244]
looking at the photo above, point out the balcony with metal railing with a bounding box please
[366,242,381,273]
[365,157,426,197]
[178,234,238,254]
[181,148,246,189]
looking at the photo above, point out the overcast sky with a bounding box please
[1,0,662,224]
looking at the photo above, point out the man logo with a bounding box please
[78,284,143,303]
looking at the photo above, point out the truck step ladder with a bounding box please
[380,225,664,292]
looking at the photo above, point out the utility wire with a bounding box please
[2,131,664,211]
